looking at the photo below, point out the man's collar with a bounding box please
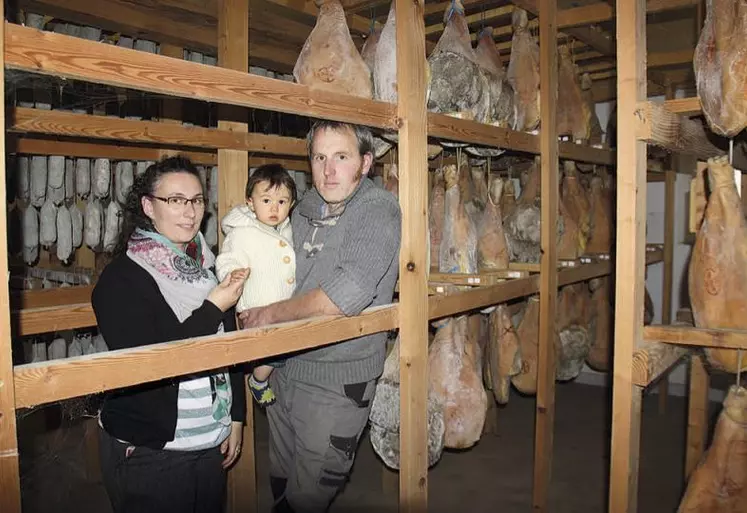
[297,178,372,220]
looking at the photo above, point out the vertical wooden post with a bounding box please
[684,354,710,479]
[534,1,558,512]
[658,167,675,413]
[218,1,255,512]
[0,2,23,510]
[395,0,428,511]
[610,0,647,512]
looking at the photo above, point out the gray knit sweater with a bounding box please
[286,178,401,384]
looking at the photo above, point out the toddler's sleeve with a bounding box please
[215,229,251,281]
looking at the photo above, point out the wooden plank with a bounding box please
[14,303,96,335]
[636,101,725,160]
[644,325,747,350]
[684,354,710,479]
[631,341,689,387]
[609,0,647,511]
[429,270,527,285]
[10,107,308,156]
[11,285,92,309]
[658,167,676,412]
[533,1,558,511]
[5,23,397,130]
[0,3,22,509]
[13,304,399,409]
[427,113,615,165]
[395,0,429,510]
[664,97,702,115]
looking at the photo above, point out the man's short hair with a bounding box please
[306,120,374,160]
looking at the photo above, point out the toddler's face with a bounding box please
[248,181,292,227]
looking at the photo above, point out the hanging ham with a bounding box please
[689,155,747,373]
[477,175,509,271]
[294,0,373,99]
[677,384,747,513]
[17,156,29,202]
[56,205,73,263]
[427,0,490,123]
[586,173,614,254]
[507,8,540,132]
[22,206,39,265]
[512,296,540,394]
[439,163,477,274]
[360,27,381,77]
[486,304,522,404]
[430,168,446,271]
[75,158,91,200]
[473,26,516,129]
[557,161,591,259]
[580,73,604,146]
[373,3,396,104]
[30,156,47,208]
[694,0,747,137]
[505,158,542,263]
[555,284,592,381]
[586,277,613,372]
[428,316,487,449]
[556,45,592,143]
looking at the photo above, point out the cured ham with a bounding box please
[384,164,399,198]
[486,304,522,404]
[56,205,73,263]
[580,73,604,146]
[677,384,747,512]
[293,0,373,99]
[439,164,477,274]
[473,27,516,129]
[428,316,487,449]
[75,158,91,200]
[501,178,517,219]
[373,3,396,104]
[477,175,509,271]
[555,284,592,381]
[93,158,110,199]
[427,0,490,122]
[22,206,39,265]
[505,158,542,263]
[507,8,540,132]
[429,168,446,271]
[557,161,591,259]
[556,45,592,142]
[511,296,540,394]
[360,27,381,77]
[30,156,47,208]
[17,156,29,202]
[586,277,613,371]
[369,336,445,469]
[689,156,747,373]
[694,0,747,137]
[586,174,614,254]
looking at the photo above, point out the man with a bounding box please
[240,120,401,513]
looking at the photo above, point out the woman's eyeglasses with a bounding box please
[149,195,207,209]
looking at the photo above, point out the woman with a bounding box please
[92,156,249,513]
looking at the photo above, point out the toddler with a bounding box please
[216,164,297,406]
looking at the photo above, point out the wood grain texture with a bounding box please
[14,303,96,336]
[643,325,747,350]
[631,340,689,387]
[610,0,647,511]
[0,5,22,509]
[395,0,429,510]
[534,1,558,510]
[636,101,725,159]
[664,97,702,115]
[685,354,710,480]
[10,108,308,156]
[658,168,676,411]
[5,23,397,130]
[11,285,92,309]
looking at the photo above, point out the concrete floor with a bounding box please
[17,382,720,513]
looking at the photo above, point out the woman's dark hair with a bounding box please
[114,155,203,255]
[245,164,298,203]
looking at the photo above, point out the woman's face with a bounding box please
[141,172,205,248]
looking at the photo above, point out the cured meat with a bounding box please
[48,337,66,360]
[477,175,509,271]
[22,206,39,265]
[56,205,73,263]
[384,164,399,198]
[555,284,592,381]
[115,161,134,204]
[505,158,542,263]
[689,156,747,373]
[694,0,747,137]
[93,334,109,353]
[586,174,614,254]
[428,316,487,449]
[17,156,29,202]
[360,27,381,75]
[512,296,540,394]
[373,3,396,104]
[369,336,445,469]
[64,158,75,201]
[103,201,123,252]
[429,168,446,271]
[586,277,613,371]
[39,199,57,247]
[427,0,490,122]
[85,199,103,250]
[439,164,477,274]
[473,26,516,128]
[209,166,219,206]
[293,0,373,99]
[75,158,91,200]
[580,73,604,146]
[470,167,489,212]
[93,158,111,199]
[556,45,592,142]
[507,8,540,131]
[557,161,591,259]
[30,156,47,208]
[204,207,218,248]
[487,304,522,404]
[677,384,747,513]
[501,178,517,219]
[70,204,83,249]
[47,156,65,206]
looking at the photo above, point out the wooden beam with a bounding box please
[636,101,725,159]
[664,97,702,115]
[395,0,429,510]
[631,341,689,387]
[5,23,397,129]
[644,325,747,350]
[11,285,92,309]
[10,108,309,156]
[0,1,22,508]
[609,0,647,511]
[534,1,558,511]
[685,354,710,479]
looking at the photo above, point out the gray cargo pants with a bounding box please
[267,367,376,513]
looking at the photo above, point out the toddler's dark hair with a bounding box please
[245,164,298,203]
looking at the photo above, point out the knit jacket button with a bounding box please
[287,277,295,284]
[279,241,287,247]
[283,256,291,264]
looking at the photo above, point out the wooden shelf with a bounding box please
[663,97,702,116]
[644,324,747,350]
[632,340,689,387]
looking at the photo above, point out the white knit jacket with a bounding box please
[215,204,295,313]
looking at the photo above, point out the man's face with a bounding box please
[310,127,372,205]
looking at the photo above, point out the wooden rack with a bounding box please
[0,2,680,513]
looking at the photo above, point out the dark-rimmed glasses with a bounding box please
[148,195,207,209]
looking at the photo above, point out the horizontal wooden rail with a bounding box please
[5,23,397,130]
[15,303,96,335]
[644,325,747,350]
[632,340,689,387]
[663,97,702,116]
[10,108,308,156]
[11,285,92,309]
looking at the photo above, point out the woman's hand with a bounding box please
[208,268,249,312]
[221,421,244,469]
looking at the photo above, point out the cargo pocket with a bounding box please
[319,435,356,490]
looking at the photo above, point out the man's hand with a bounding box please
[220,420,244,469]
[239,306,273,329]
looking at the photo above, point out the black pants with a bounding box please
[99,428,227,513]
